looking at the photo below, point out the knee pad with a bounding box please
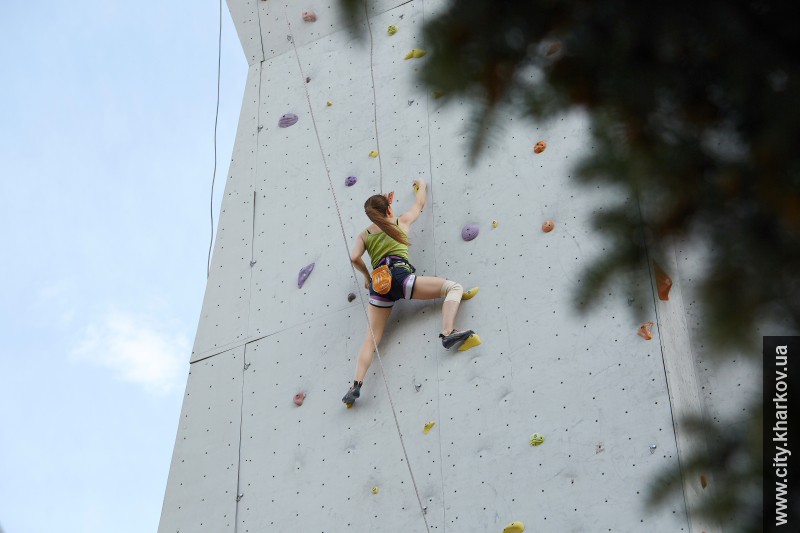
[440,280,463,302]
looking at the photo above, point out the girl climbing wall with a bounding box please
[343,179,481,407]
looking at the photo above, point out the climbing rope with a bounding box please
[207,0,223,279]
[284,5,431,532]
[417,1,447,525]
[363,1,385,192]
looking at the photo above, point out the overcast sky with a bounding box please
[0,2,246,531]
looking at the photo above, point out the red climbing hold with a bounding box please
[534,141,547,154]
[294,392,306,406]
[542,220,555,233]
[302,10,316,22]
[652,260,673,301]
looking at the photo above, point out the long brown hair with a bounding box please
[364,194,410,246]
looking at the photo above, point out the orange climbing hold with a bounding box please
[534,141,547,154]
[542,220,555,233]
[637,321,654,340]
[652,260,673,301]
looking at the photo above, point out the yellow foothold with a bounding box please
[413,183,419,192]
[529,433,544,446]
[369,150,378,158]
[372,486,379,494]
[424,421,436,434]
[457,334,482,351]
[346,403,353,409]
[433,90,445,99]
[404,48,427,60]
[326,101,332,106]
[492,220,499,228]
[503,521,525,533]
[461,287,479,301]
[387,25,398,36]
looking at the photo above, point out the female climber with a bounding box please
[342,179,479,406]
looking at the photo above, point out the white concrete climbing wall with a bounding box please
[160,1,695,531]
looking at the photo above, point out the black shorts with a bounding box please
[368,262,417,308]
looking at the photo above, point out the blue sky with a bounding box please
[0,2,246,531]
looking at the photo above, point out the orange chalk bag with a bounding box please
[371,264,393,294]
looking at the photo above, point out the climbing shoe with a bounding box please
[439,329,475,349]
[342,382,362,406]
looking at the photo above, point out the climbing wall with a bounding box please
[159,1,693,531]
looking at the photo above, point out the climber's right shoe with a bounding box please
[439,329,475,349]
[342,384,361,406]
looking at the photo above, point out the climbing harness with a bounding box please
[284,5,430,531]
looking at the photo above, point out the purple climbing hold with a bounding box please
[461,224,479,241]
[279,113,299,128]
[298,262,315,288]
[345,176,358,187]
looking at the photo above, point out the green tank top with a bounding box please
[365,218,410,268]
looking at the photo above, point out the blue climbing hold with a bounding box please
[461,224,479,241]
[279,113,299,128]
[298,263,315,288]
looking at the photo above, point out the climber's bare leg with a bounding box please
[353,304,393,383]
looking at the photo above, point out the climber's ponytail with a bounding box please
[364,195,410,246]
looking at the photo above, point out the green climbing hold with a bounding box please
[529,433,544,446]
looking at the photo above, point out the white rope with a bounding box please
[364,1,385,192]
[283,5,431,532]
[207,0,223,279]
[418,1,447,524]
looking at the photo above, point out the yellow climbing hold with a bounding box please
[387,25,398,36]
[404,48,427,60]
[433,90,445,99]
[492,220,499,228]
[503,522,525,533]
[457,333,482,351]
[424,421,436,434]
[326,101,332,106]
[369,150,378,158]
[529,433,545,446]
[346,403,353,409]
[461,287,479,300]
[372,486,379,494]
